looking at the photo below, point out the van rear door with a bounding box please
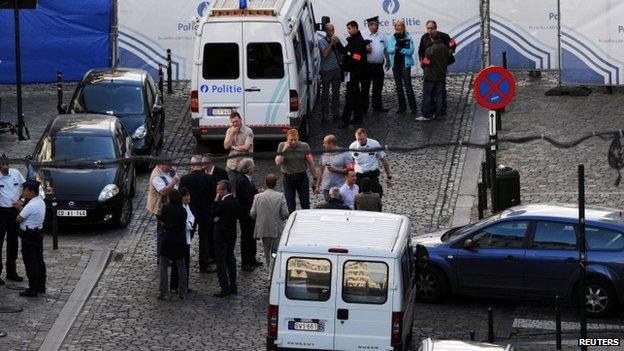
[278,254,336,350]
[198,22,244,127]
[242,22,289,128]
[335,256,394,350]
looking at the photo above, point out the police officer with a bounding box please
[14,180,46,297]
[0,154,25,285]
[340,20,368,129]
[361,16,389,113]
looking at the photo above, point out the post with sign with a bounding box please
[474,66,516,213]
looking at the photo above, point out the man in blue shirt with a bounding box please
[318,23,343,122]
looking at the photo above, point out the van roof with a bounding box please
[279,210,411,258]
[203,0,303,23]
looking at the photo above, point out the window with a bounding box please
[342,261,388,304]
[203,43,239,79]
[75,83,145,115]
[292,35,304,72]
[471,221,529,248]
[400,250,413,299]
[586,226,624,250]
[247,43,284,79]
[40,135,117,162]
[533,222,577,250]
[285,257,331,301]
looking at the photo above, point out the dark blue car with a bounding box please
[414,204,624,318]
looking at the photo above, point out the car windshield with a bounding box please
[38,135,116,163]
[73,83,144,115]
[442,213,502,242]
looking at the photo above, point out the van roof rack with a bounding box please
[211,0,287,16]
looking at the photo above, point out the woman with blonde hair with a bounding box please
[387,19,417,115]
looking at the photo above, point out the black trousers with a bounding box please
[283,172,310,214]
[361,63,385,110]
[215,239,236,292]
[239,218,256,265]
[342,78,363,124]
[170,244,190,291]
[0,208,20,277]
[356,170,384,198]
[197,221,214,270]
[20,230,46,291]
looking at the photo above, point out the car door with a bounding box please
[455,220,530,297]
[524,221,580,298]
[278,254,336,350]
[334,256,393,351]
[242,22,289,128]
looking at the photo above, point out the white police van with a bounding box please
[267,210,416,351]
[190,0,320,142]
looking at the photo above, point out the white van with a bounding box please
[190,0,320,142]
[267,210,416,351]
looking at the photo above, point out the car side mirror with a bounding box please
[463,238,477,249]
[152,105,163,115]
[57,103,67,114]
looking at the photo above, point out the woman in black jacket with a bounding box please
[158,189,188,300]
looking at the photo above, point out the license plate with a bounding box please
[57,210,87,217]
[288,321,323,332]
[207,108,233,116]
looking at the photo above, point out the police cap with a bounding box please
[366,16,380,24]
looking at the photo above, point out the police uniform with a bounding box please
[361,16,388,112]
[340,29,367,127]
[348,137,387,197]
[18,181,46,296]
[0,166,25,282]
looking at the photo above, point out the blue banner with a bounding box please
[0,0,112,83]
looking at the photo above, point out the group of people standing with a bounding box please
[319,17,456,127]
[147,111,394,300]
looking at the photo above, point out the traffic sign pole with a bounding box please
[488,110,498,212]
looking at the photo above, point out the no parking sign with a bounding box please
[474,66,516,110]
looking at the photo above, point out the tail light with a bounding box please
[391,311,403,345]
[289,90,299,111]
[267,304,279,350]
[190,90,199,113]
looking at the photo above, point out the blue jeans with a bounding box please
[392,66,417,112]
[159,256,187,297]
[227,168,239,196]
[422,80,444,118]
[283,172,310,214]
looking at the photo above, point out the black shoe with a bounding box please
[230,287,238,295]
[241,265,255,272]
[37,287,46,294]
[19,289,38,297]
[373,108,389,112]
[250,260,263,267]
[213,290,230,298]
[7,274,24,282]
[0,277,5,286]
[397,108,406,113]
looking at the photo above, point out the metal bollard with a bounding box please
[52,201,58,250]
[166,49,173,94]
[56,70,64,113]
[158,64,164,103]
[487,307,494,343]
[555,295,562,350]
[477,182,485,219]
[469,331,475,341]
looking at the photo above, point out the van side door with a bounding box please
[335,256,394,350]
[242,22,288,128]
[277,254,337,350]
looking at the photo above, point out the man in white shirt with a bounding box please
[223,112,253,195]
[339,170,359,210]
[0,154,26,284]
[361,16,389,112]
[146,162,179,261]
[349,128,393,198]
[14,180,46,297]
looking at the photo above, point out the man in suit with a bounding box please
[250,173,289,278]
[201,154,229,272]
[235,158,261,271]
[210,180,239,297]
[179,155,214,274]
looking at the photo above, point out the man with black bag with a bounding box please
[318,23,344,122]
[339,20,368,129]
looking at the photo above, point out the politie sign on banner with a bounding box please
[474,66,516,110]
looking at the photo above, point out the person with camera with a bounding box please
[340,20,368,129]
[361,16,389,113]
[318,23,344,122]
[387,19,417,115]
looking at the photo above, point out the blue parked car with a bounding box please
[414,204,624,318]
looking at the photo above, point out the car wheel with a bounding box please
[416,267,449,303]
[115,197,133,228]
[582,278,618,318]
